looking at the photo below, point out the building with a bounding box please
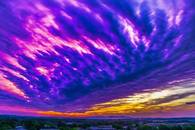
[40,128,59,130]
[88,125,115,130]
[15,126,26,130]
[40,127,59,130]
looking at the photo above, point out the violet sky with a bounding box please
[0,0,195,117]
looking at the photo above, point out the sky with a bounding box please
[0,0,194,118]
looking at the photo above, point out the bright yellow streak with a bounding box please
[85,80,195,116]
[38,80,195,117]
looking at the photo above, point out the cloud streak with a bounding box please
[0,0,194,117]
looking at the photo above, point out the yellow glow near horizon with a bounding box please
[85,80,195,116]
[37,80,195,117]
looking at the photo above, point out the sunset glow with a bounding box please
[0,0,194,118]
